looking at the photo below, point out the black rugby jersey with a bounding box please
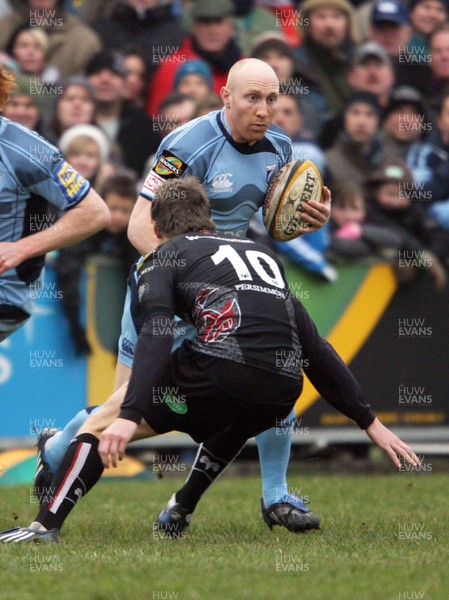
[136,231,303,379]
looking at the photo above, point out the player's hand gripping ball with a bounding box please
[263,159,323,241]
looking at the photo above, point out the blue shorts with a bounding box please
[118,284,196,367]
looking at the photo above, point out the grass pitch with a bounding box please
[0,473,447,600]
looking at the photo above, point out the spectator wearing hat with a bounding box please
[251,35,323,135]
[381,86,436,183]
[92,0,185,81]
[325,91,383,187]
[367,0,412,56]
[366,159,449,287]
[355,0,411,40]
[85,50,159,178]
[173,60,213,101]
[58,123,114,192]
[348,41,396,108]
[320,41,396,148]
[180,2,288,56]
[0,0,101,78]
[1,73,45,133]
[146,0,242,116]
[294,0,359,127]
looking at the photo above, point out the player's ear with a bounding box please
[153,221,162,240]
[220,86,231,108]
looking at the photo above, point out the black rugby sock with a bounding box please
[175,430,247,512]
[35,433,104,531]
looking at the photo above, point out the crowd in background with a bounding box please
[1,0,449,352]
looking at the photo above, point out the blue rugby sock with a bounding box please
[256,407,295,506]
[44,406,101,474]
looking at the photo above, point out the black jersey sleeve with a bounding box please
[291,295,376,429]
[119,314,173,423]
[119,244,177,423]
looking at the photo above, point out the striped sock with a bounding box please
[35,433,103,531]
[175,433,247,513]
[44,406,101,474]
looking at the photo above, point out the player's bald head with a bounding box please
[221,58,279,145]
[226,58,279,92]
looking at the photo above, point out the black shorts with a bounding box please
[143,344,301,443]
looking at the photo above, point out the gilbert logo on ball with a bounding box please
[263,160,323,241]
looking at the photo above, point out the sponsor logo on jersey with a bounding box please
[142,170,164,195]
[53,161,89,205]
[211,172,233,192]
[193,288,241,343]
[154,150,188,179]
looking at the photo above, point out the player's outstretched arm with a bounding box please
[297,185,331,235]
[0,188,110,275]
[128,195,159,255]
[292,295,419,466]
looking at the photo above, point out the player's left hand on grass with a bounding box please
[99,418,138,468]
[365,417,421,468]
[297,185,331,235]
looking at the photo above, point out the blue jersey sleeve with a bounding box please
[1,121,90,210]
[139,116,218,200]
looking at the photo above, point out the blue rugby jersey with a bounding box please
[0,117,90,314]
[140,108,292,237]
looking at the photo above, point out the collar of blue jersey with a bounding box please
[217,109,276,155]
[219,109,233,137]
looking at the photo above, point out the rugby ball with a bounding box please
[263,160,323,241]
